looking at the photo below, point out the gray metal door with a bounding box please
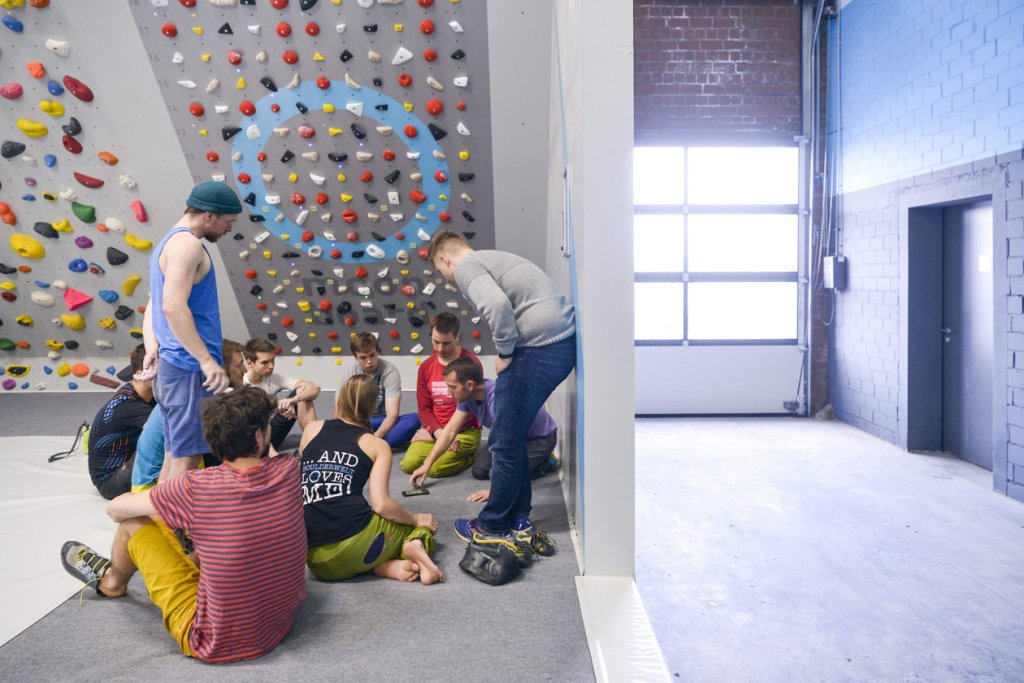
[941,201,994,469]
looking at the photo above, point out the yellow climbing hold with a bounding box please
[394,24,404,32]
[328,127,343,136]
[323,103,335,113]
[201,53,211,62]
[303,317,312,324]
[125,233,153,251]
[6,365,30,377]
[288,172,298,183]
[0,0,25,8]
[313,52,325,61]
[296,287,305,294]
[332,347,343,355]
[17,118,48,137]
[52,218,72,232]
[98,317,116,330]
[0,281,15,291]
[236,77,246,89]
[263,250,272,259]
[199,130,209,136]
[410,331,420,340]
[57,363,71,377]
[39,100,65,116]
[341,193,352,202]
[122,275,141,296]
[404,102,414,112]
[9,233,45,259]
[129,328,143,338]
[459,150,470,160]
[308,332,317,339]
[406,302,415,309]
[15,314,33,326]
[193,26,203,35]
[296,358,304,366]
[46,340,64,350]
[297,300,311,312]
[60,313,86,330]
[267,270,277,277]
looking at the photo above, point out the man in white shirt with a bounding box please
[243,338,321,448]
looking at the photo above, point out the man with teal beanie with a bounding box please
[137,181,243,482]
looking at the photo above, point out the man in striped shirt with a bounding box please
[60,387,307,664]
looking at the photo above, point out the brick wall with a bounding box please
[634,0,802,138]
[833,0,1024,498]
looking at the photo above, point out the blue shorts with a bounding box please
[153,361,212,458]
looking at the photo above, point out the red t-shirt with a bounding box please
[150,455,307,663]
[416,349,482,434]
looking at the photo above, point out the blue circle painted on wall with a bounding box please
[230,80,450,264]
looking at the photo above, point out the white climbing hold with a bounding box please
[105,217,126,234]
[356,151,373,162]
[410,344,423,354]
[59,187,77,201]
[423,282,436,295]
[368,51,382,63]
[433,150,446,160]
[287,73,301,89]
[95,340,114,349]
[172,52,184,64]
[206,78,220,93]
[357,285,371,296]
[262,173,274,183]
[387,191,400,205]
[45,39,71,58]
[344,73,361,90]
[461,192,473,203]
[246,124,261,140]
[418,228,431,242]
[453,76,469,88]
[449,20,464,32]
[31,291,56,307]
[177,80,197,89]
[248,25,260,35]
[319,212,332,222]
[377,267,389,278]
[150,0,168,6]
[366,244,386,260]
[376,126,393,136]
[273,127,290,137]
[390,213,404,222]
[51,279,68,290]
[255,51,268,63]
[214,104,229,114]
[426,76,444,91]
[346,102,364,117]
[392,47,413,65]
[119,174,137,188]
[286,331,299,342]
[407,151,421,160]
[302,151,319,161]
[239,250,250,259]
[211,174,226,182]
[310,173,326,186]
[357,0,372,6]
[255,230,271,243]
[296,209,309,226]
[457,122,471,136]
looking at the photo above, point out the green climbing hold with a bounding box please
[0,338,15,351]
[71,201,96,223]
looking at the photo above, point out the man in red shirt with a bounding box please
[60,387,307,664]
[400,312,483,479]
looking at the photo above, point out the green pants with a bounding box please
[307,513,436,582]
[399,428,481,478]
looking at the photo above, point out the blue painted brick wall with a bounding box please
[839,0,1024,194]
[832,0,1024,498]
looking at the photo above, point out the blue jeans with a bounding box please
[370,412,420,449]
[478,335,576,535]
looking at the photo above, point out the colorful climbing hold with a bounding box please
[73,172,104,189]
[62,76,94,103]
[9,234,45,259]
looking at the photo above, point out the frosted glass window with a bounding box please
[688,215,798,272]
[635,283,684,340]
[633,147,685,205]
[634,214,686,272]
[687,147,798,205]
[688,282,797,340]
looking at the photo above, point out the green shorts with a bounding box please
[307,514,435,581]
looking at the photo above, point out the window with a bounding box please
[633,145,800,344]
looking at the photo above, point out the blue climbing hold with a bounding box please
[68,258,87,273]
[2,16,24,33]
[99,289,118,303]
[35,280,50,287]
[20,382,29,390]
[44,154,57,167]
[44,366,53,375]
[68,382,79,390]
[106,366,116,375]
[47,79,65,96]
[21,194,36,201]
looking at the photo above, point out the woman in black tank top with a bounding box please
[299,374,443,584]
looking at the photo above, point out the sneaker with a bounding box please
[60,540,111,593]
[454,518,533,567]
[173,528,195,556]
[511,515,557,557]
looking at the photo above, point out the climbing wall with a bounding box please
[0,1,170,391]
[127,0,495,357]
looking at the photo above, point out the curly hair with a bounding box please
[200,387,274,461]
[336,373,379,431]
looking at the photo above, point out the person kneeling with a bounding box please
[300,374,443,585]
[60,388,307,664]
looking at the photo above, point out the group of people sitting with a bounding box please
[65,316,562,664]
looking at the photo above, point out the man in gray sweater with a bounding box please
[428,230,576,569]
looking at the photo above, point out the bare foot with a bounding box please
[373,559,420,582]
[403,539,444,585]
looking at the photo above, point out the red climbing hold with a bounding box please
[345,315,356,326]
[401,285,415,296]
[328,331,339,340]
[257,152,268,162]
[298,125,315,138]
[283,51,299,65]
[270,103,281,113]
[161,23,178,38]
[306,22,320,36]
[397,73,412,88]
[206,151,219,162]
[271,0,288,8]
[318,299,332,311]
[257,302,267,310]
[0,82,23,100]
[403,125,418,138]
[426,99,443,116]
[239,100,256,116]
[355,266,368,278]
[417,248,429,260]
[189,102,205,117]
[276,22,292,37]
[360,171,373,183]
[423,49,438,62]
[346,230,359,241]
[62,76,94,103]
[179,0,197,6]
[227,51,243,66]
[389,330,400,339]
[342,210,357,224]
[291,193,306,205]
[409,189,427,204]
[434,170,448,182]
[382,149,396,161]
[315,193,329,205]
[420,19,435,35]
[73,172,104,189]
[282,317,294,328]
[329,249,342,259]
[62,135,83,155]
[316,76,330,90]
[131,200,148,222]
[301,231,314,242]
[457,101,466,111]
[418,0,433,7]
[472,330,481,339]
[439,212,451,222]
[245,269,257,279]
[237,173,251,184]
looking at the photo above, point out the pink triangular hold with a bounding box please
[63,286,93,311]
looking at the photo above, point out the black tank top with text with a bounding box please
[300,420,375,547]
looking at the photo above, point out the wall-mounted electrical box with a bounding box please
[823,255,847,290]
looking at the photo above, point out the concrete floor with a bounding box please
[635,417,1024,682]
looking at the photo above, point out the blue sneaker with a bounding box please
[454,518,479,543]
[511,515,556,557]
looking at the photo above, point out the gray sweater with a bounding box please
[454,250,576,356]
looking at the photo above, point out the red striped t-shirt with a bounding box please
[150,455,307,663]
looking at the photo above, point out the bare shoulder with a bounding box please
[357,431,390,462]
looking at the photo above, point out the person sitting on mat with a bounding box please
[87,343,156,500]
[60,387,307,664]
[400,312,483,478]
[243,337,321,449]
[130,339,247,493]
[409,356,560,491]
[336,332,420,449]
[300,373,443,585]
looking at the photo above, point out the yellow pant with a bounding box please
[126,519,199,657]
[399,428,480,477]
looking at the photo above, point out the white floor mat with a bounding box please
[0,437,115,647]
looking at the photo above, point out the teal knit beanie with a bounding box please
[186,181,243,214]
